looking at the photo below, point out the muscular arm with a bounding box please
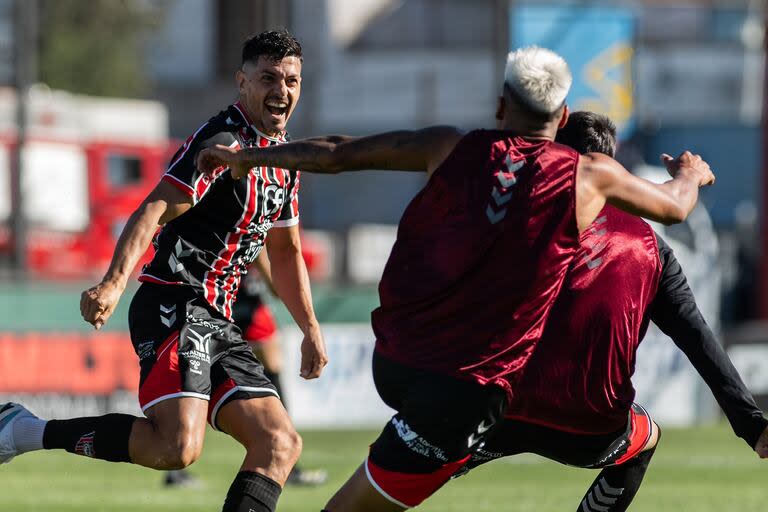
[649,235,768,450]
[80,181,192,328]
[265,224,327,379]
[577,152,713,231]
[199,126,465,179]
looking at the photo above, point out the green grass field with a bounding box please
[2,424,766,511]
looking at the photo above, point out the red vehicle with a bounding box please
[0,87,174,278]
[0,87,329,280]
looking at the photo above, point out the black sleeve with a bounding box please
[163,121,238,203]
[649,234,768,449]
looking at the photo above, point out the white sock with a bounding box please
[13,417,47,453]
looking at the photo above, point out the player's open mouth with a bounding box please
[265,99,288,118]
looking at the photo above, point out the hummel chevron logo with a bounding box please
[491,186,513,206]
[497,172,517,188]
[486,154,525,225]
[496,154,524,188]
[468,419,493,447]
[581,478,624,512]
[160,304,177,327]
[486,204,506,224]
[599,477,624,497]
[585,257,603,270]
[505,154,524,173]
[168,240,194,273]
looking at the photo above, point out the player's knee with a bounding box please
[643,421,661,452]
[252,424,302,470]
[161,431,204,469]
[268,427,302,467]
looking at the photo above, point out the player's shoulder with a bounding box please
[203,104,249,135]
[184,103,249,150]
[577,151,625,188]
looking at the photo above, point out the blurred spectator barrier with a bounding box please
[632,165,722,426]
[725,321,768,412]
[0,86,171,278]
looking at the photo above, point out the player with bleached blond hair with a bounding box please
[199,46,715,511]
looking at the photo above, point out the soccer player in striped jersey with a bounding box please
[0,29,326,512]
[199,47,715,511]
[451,111,768,511]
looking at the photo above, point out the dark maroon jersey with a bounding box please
[372,130,580,399]
[506,205,661,434]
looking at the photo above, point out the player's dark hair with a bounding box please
[242,28,303,65]
[556,111,617,157]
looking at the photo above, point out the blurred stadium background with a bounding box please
[1,0,767,510]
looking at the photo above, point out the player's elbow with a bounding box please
[134,200,167,227]
[317,145,346,174]
[658,203,688,225]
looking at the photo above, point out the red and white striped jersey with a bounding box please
[139,102,300,319]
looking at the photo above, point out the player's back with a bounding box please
[372,130,580,398]
[507,206,662,433]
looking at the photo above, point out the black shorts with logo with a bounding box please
[370,351,508,472]
[128,283,278,429]
[456,403,655,478]
[363,351,508,508]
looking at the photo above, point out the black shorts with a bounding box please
[365,351,507,507]
[458,403,655,477]
[128,283,278,429]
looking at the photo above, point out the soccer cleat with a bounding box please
[0,402,36,464]
[163,469,203,489]
[286,466,329,486]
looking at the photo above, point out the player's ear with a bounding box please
[236,69,247,94]
[495,96,505,121]
[558,104,570,129]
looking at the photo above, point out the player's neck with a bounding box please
[500,121,557,141]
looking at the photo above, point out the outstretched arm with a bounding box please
[197,126,465,179]
[577,151,715,230]
[80,181,192,329]
[649,234,768,457]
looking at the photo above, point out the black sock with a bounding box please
[222,471,282,512]
[577,448,656,512]
[42,413,135,463]
[264,369,284,407]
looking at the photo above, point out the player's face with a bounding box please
[237,56,302,137]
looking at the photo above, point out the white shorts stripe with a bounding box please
[209,386,280,431]
[141,392,209,413]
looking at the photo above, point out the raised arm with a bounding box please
[576,151,715,231]
[649,234,768,457]
[197,126,465,179]
[80,181,192,329]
